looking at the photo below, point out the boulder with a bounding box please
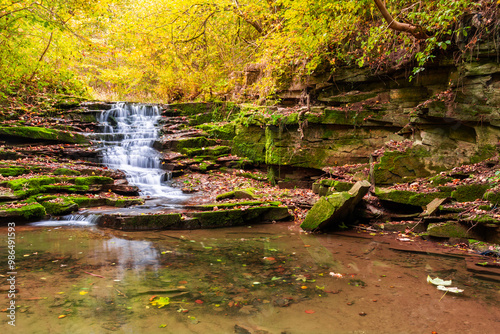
[300,180,370,231]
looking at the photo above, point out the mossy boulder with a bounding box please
[451,184,491,202]
[0,126,88,144]
[427,221,473,239]
[312,179,355,197]
[375,188,452,207]
[301,180,371,231]
[216,188,257,201]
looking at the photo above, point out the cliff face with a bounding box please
[233,43,500,184]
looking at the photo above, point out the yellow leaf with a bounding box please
[58,315,67,319]
[79,291,88,295]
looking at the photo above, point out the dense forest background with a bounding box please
[0,0,498,108]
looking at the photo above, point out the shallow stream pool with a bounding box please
[1,223,499,334]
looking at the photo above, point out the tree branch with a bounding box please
[373,0,429,39]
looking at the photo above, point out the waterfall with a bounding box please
[96,103,187,200]
[30,214,100,226]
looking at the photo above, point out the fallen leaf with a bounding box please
[427,275,452,286]
[305,310,315,314]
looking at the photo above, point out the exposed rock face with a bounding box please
[300,180,371,231]
[226,45,500,184]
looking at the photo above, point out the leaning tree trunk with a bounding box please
[373,0,429,39]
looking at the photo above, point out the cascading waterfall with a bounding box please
[96,102,187,200]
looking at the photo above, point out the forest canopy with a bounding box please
[0,0,498,105]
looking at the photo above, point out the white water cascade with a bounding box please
[96,103,187,201]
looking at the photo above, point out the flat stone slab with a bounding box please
[185,205,291,228]
[98,213,183,230]
[97,204,291,230]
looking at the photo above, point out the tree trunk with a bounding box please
[373,0,428,39]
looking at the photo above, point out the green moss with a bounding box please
[300,192,353,230]
[232,125,266,163]
[37,197,78,215]
[175,137,217,151]
[1,202,46,219]
[74,176,114,185]
[101,213,183,230]
[196,123,236,140]
[53,168,81,176]
[427,222,471,238]
[374,147,435,185]
[2,175,113,198]
[194,200,281,210]
[111,198,144,207]
[0,167,30,177]
[429,175,453,186]
[181,145,231,158]
[451,184,491,202]
[0,126,88,144]
[215,188,257,201]
[484,190,500,205]
[375,188,452,206]
[69,196,108,207]
[188,205,289,227]
[470,145,497,164]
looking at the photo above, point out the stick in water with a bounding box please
[84,271,105,278]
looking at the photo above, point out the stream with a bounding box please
[1,104,499,333]
[1,224,499,333]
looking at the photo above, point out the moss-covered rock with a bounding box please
[216,188,257,201]
[98,213,183,230]
[312,179,355,197]
[36,196,79,215]
[375,188,452,207]
[451,184,491,202]
[186,205,290,228]
[0,126,88,144]
[484,190,500,205]
[429,175,453,186]
[196,122,236,140]
[374,147,434,185]
[0,167,31,177]
[1,176,114,198]
[0,202,46,220]
[53,168,82,176]
[181,145,231,158]
[301,180,370,231]
[427,221,473,238]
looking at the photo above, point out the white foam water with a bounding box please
[95,103,188,201]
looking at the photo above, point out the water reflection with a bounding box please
[0,224,498,334]
[101,237,160,280]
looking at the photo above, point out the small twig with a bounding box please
[83,271,105,278]
[439,290,448,301]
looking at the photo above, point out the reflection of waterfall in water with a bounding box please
[96,103,188,201]
[102,237,160,279]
